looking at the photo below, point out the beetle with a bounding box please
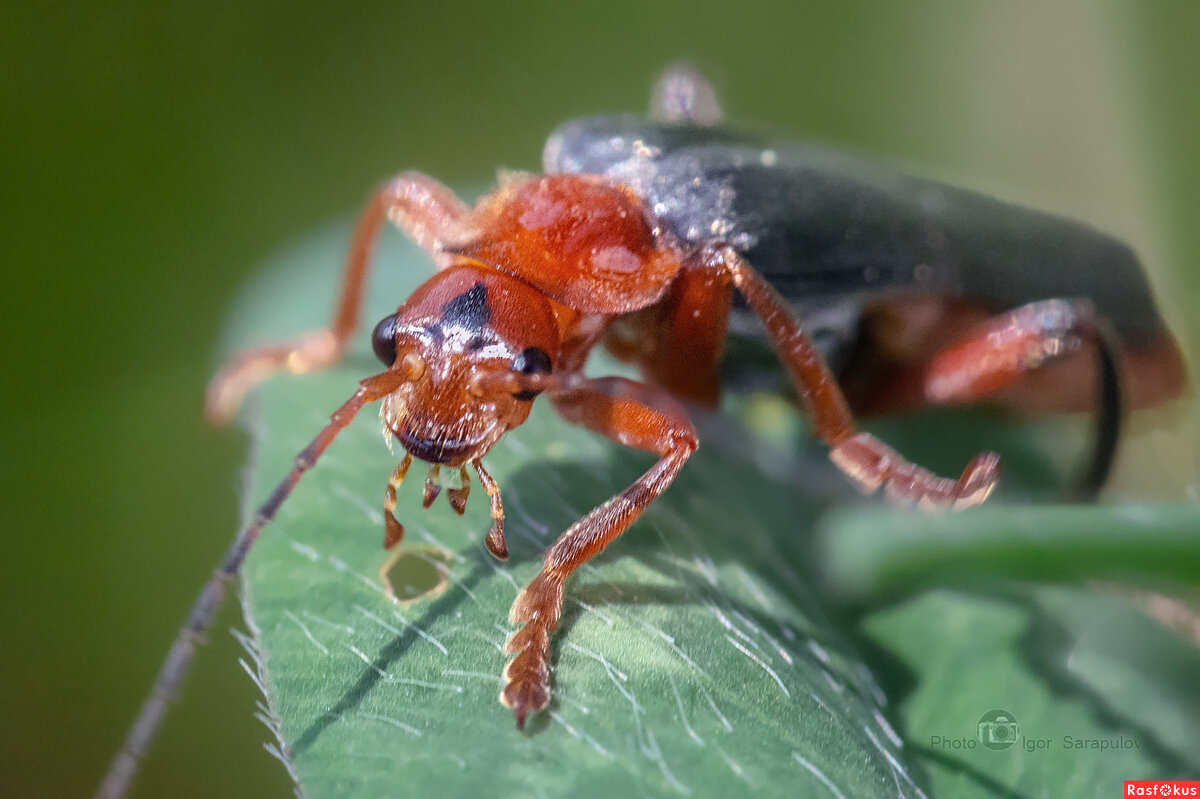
[97,67,1185,799]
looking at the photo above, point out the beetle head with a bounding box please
[371,265,562,466]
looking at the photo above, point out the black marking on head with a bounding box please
[421,323,446,344]
[440,283,492,331]
[466,335,487,352]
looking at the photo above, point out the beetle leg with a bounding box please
[920,299,1123,497]
[830,434,1000,508]
[923,300,1106,404]
[501,377,697,728]
[205,173,468,424]
[705,244,1001,507]
[383,453,413,549]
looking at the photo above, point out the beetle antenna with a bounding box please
[473,370,576,398]
[95,371,402,799]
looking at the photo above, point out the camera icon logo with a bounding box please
[977,709,1020,751]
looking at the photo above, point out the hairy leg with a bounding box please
[705,244,1001,508]
[920,299,1123,498]
[206,173,467,423]
[501,377,697,727]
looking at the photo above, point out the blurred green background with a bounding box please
[2,2,1197,796]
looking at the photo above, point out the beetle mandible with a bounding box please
[98,66,1186,799]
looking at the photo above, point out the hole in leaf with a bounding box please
[380,547,450,603]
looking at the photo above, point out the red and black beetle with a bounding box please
[98,67,1186,799]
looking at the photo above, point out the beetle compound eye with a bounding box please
[372,313,400,365]
[514,346,552,375]
[512,346,552,400]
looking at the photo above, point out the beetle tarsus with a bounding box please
[501,572,561,728]
[830,432,1000,509]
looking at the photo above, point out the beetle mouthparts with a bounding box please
[419,463,471,515]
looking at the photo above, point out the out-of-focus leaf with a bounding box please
[859,588,1197,796]
[818,503,1200,602]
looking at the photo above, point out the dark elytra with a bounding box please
[545,115,1168,351]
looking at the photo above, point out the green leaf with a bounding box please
[860,587,1198,795]
[816,492,1200,789]
[224,223,1199,797]
[818,503,1200,602]
[228,226,927,798]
